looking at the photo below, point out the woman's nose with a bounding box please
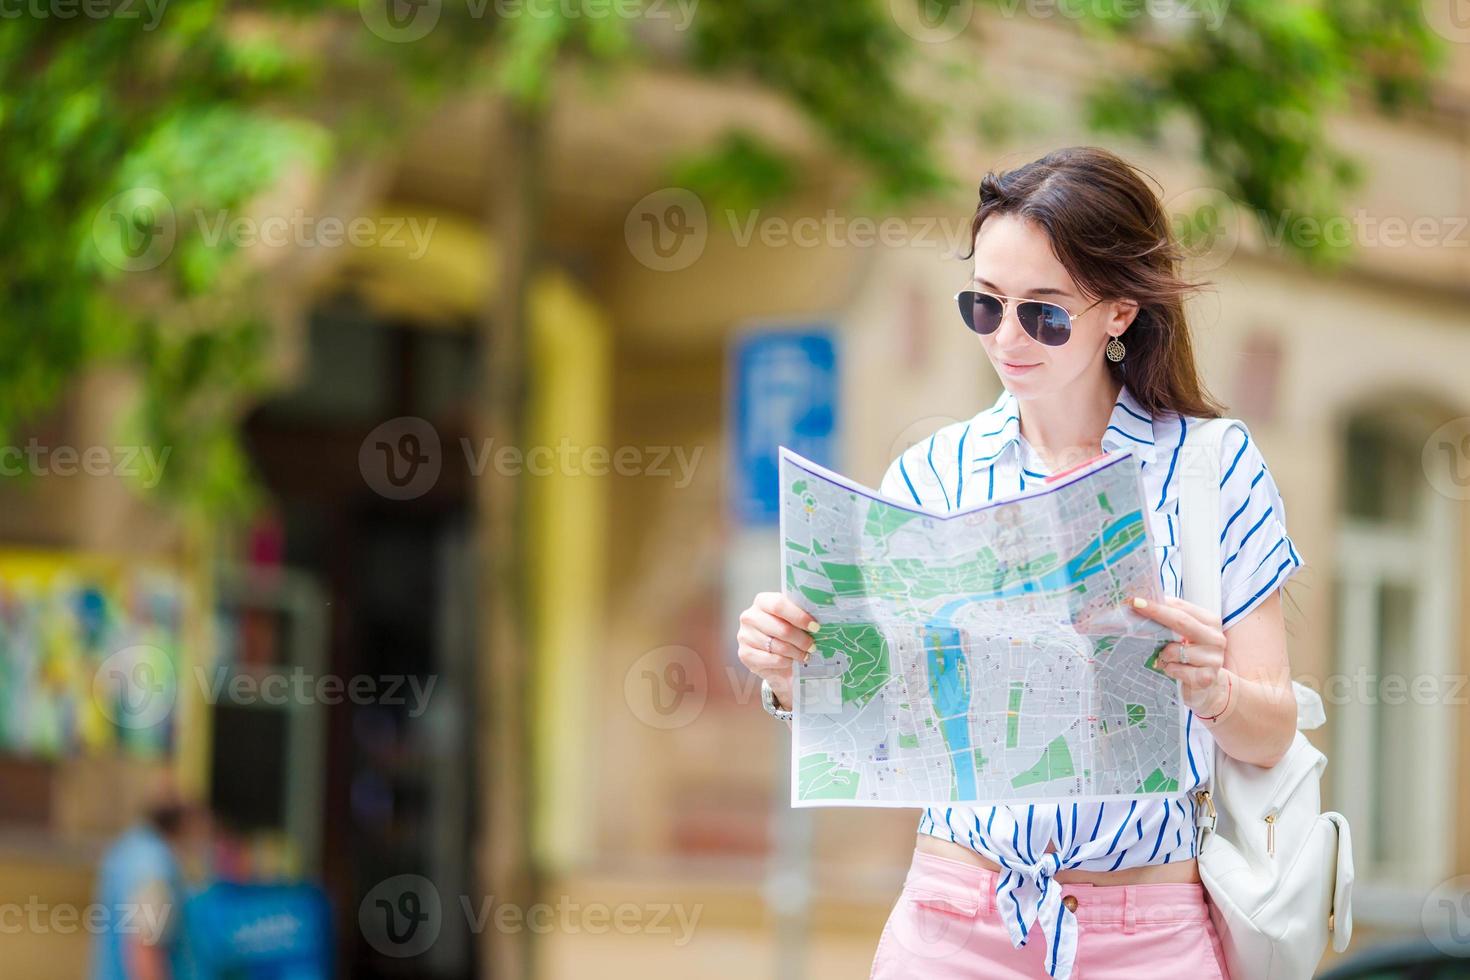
[993,301,1031,347]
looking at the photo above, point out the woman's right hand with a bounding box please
[736,591,820,712]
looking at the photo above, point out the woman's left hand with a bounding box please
[1129,595,1230,717]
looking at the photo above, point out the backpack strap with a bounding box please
[1175,416,1234,847]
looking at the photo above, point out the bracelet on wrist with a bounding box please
[760,678,794,722]
[1198,671,1233,722]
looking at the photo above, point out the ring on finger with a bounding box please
[765,635,774,654]
[1180,646,1189,665]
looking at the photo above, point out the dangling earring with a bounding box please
[1105,336,1126,363]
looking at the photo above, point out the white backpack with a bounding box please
[1178,418,1356,980]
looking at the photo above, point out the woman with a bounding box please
[735,146,1302,979]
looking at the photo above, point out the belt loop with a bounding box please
[1123,885,1137,934]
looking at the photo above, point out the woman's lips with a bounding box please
[999,360,1040,375]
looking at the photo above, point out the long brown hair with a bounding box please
[962,146,1222,420]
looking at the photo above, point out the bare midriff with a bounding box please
[915,831,1201,884]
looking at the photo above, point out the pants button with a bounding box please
[1062,895,1078,912]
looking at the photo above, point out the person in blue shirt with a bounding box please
[90,773,204,980]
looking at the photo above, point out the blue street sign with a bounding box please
[729,327,837,526]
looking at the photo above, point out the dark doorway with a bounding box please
[230,295,480,978]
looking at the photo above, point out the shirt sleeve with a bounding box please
[1218,421,1303,628]
[879,454,915,503]
[879,429,957,509]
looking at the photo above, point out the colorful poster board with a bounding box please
[0,551,188,758]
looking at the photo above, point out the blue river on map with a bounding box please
[921,510,1146,800]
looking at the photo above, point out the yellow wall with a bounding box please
[527,270,612,872]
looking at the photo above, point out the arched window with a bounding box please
[1333,402,1460,892]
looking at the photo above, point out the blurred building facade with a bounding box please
[2,10,1470,979]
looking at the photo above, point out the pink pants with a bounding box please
[870,849,1231,980]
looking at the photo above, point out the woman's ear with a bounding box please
[1107,299,1140,336]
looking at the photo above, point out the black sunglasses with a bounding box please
[954,287,1104,347]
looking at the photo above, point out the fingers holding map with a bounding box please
[779,447,1183,808]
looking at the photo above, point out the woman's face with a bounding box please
[969,214,1134,400]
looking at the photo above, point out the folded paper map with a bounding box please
[780,447,1182,808]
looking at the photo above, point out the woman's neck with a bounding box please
[1014,370,1122,472]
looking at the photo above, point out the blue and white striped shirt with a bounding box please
[879,383,1302,980]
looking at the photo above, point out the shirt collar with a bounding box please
[967,384,1158,472]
